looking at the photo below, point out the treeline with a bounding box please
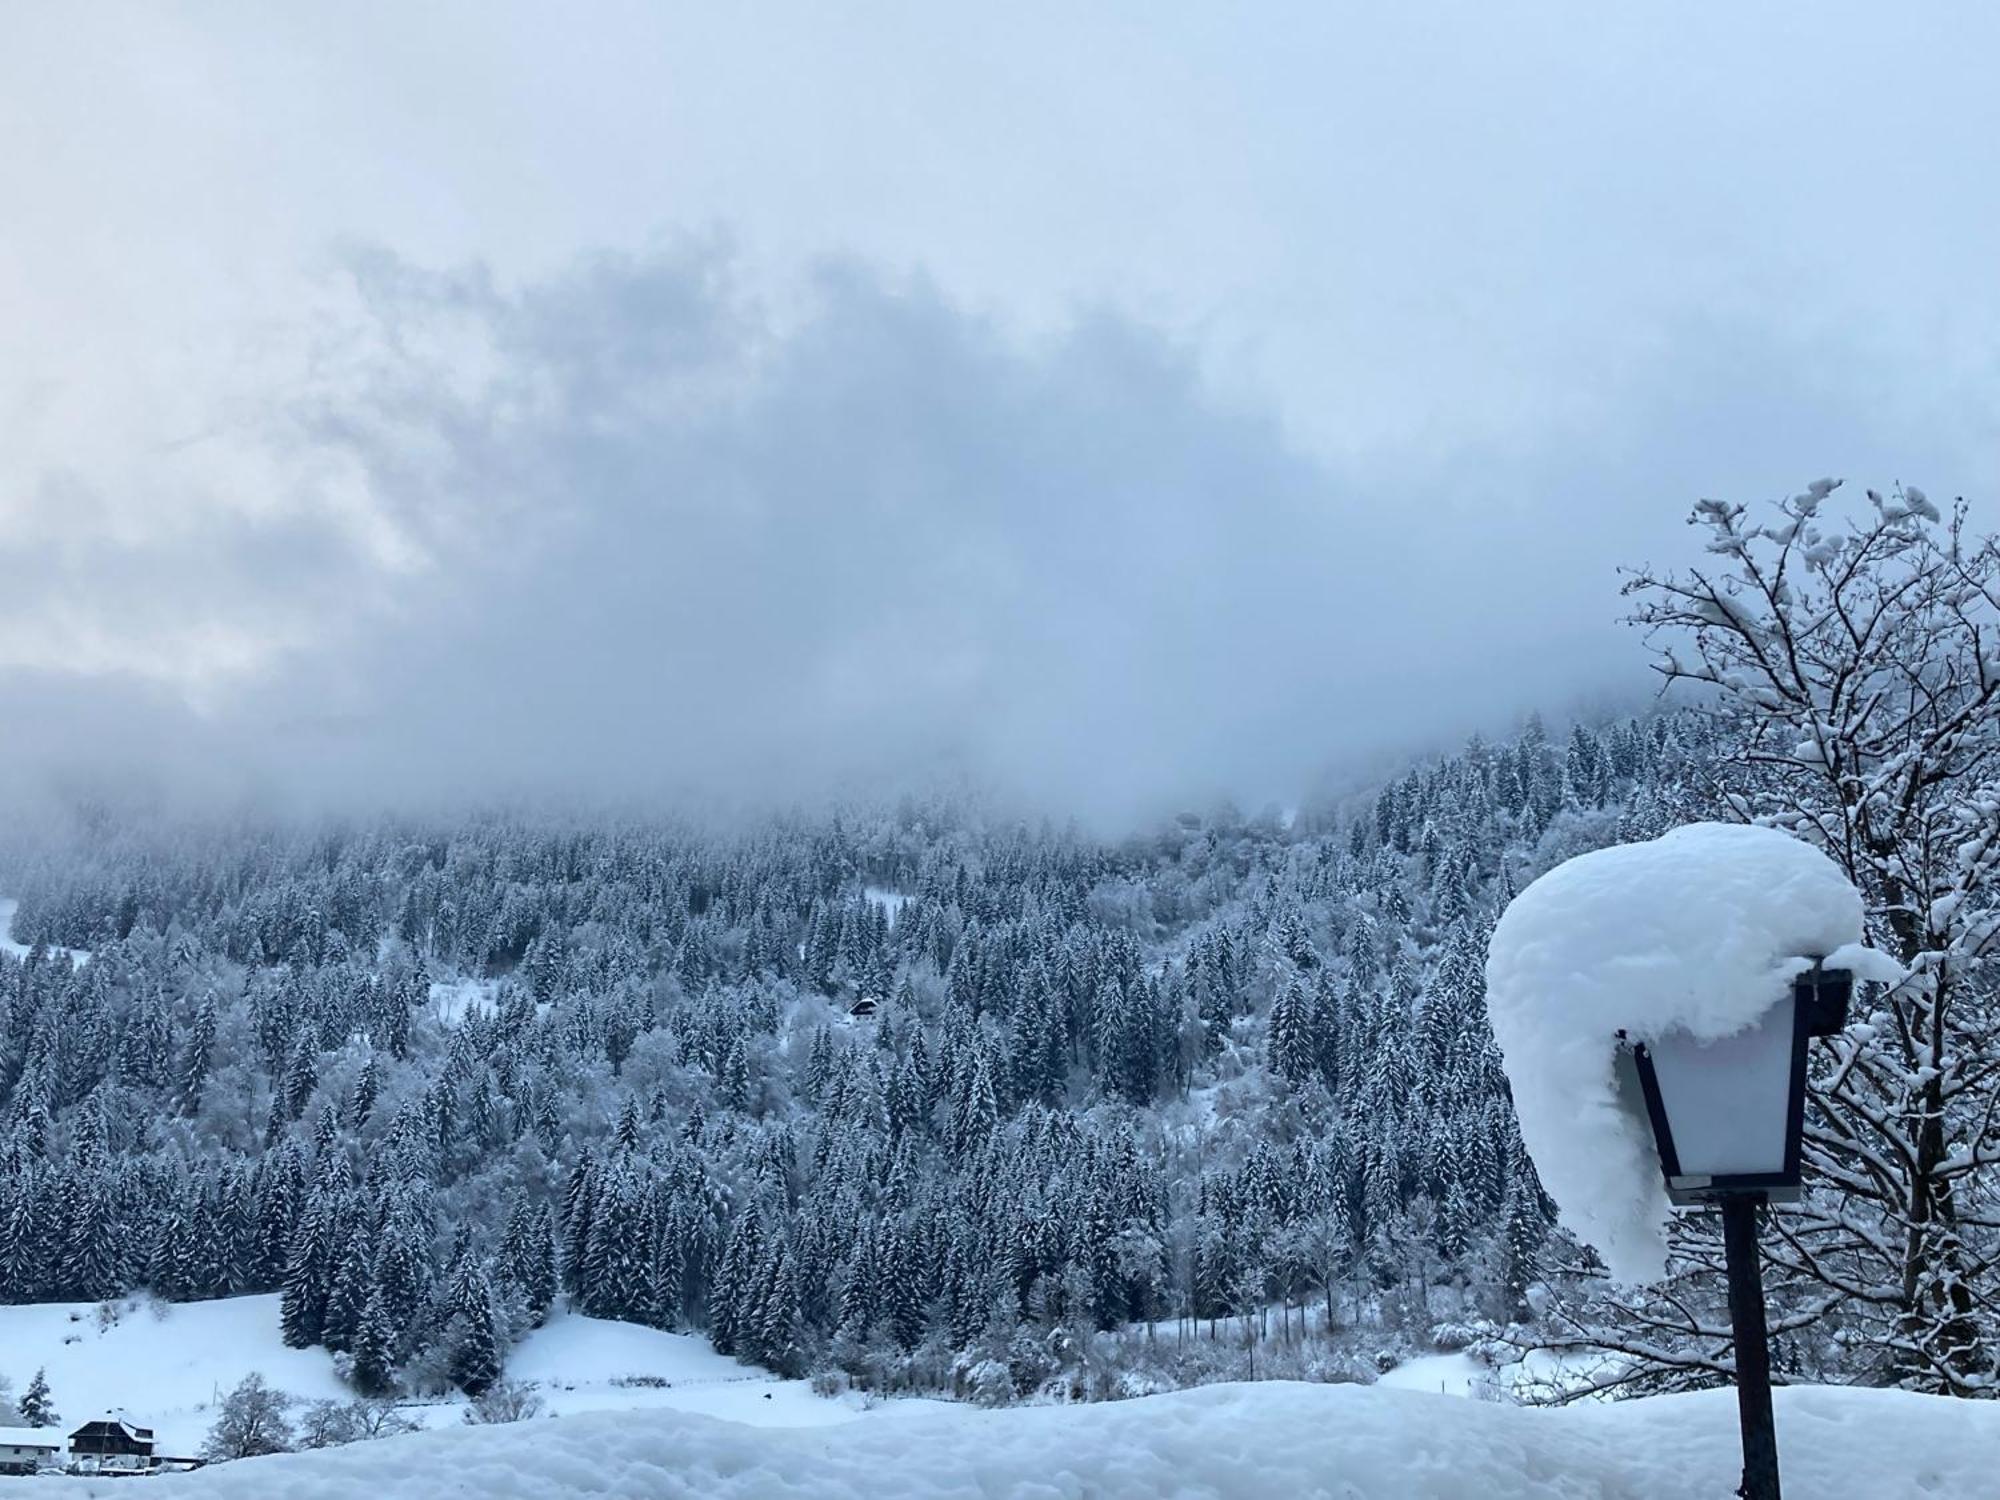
[0,712,1719,1400]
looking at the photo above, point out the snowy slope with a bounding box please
[503,1311,949,1428]
[862,886,911,926]
[0,1296,349,1455]
[1374,1352,1494,1399]
[428,974,503,1023]
[52,1381,2000,1499]
[0,896,90,967]
[0,1298,925,1456]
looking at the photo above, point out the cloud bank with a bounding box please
[2,239,1990,826]
[6,8,1998,826]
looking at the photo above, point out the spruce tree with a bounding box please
[280,1198,334,1349]
[350,1290,398,1396]
[18,1368,56,1428]
[755,1243,805,1377]
[323,1235,373,1352]
[449,1271,503,1397]
[1268,979,1317,1087]
[178,996,218,1116]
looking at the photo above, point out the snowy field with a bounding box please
[0,896,90,967]
[6,1292,1982,1497]
[0,1295,930,1456]
[0,1296,349,1455]
[48,1380,2000,1499]
[863,886,911,925]
[1373,1351,1501,1399]
[429,973,505,1023]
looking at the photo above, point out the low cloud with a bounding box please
[1,242,1984,826]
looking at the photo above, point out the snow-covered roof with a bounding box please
[73,1412,152,1440]
[1485,822,1901,1283]
[0,1428,62,1446]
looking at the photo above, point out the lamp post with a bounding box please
[1615,962,1852,1500]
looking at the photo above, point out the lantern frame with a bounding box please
[1619,962,1852,1207]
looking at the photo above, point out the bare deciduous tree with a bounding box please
[1543,482,2000,1397]
[203,1372,296,1461]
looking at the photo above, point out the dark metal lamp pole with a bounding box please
[1619,964,1855,1500]
[1720,1194,1780,1500]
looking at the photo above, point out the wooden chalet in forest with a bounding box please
[67,1414,156,1472]
[0,1429,62,1476]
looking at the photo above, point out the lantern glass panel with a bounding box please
[1644,994,1797,1179]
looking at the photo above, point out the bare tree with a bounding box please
[202,1372,296,1461]
[347,1398,423,1441]
[297,1397,420,1450]
[1553,482,2000,1396]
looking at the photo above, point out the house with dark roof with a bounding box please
[68,1414,156,1473]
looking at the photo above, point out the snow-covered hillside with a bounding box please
[0,1295,925,1455]
[0,896,88,967]
[0,1296,347,1455]
[54,1381,2000,1499]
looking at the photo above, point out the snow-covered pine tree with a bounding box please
[350,1289,398,1396]
[18,1368,56,1428]
[449,1269,502,1397]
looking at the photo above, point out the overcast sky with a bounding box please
[3,4,1997,822]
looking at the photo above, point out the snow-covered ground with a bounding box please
[51,1380,2000,1498]
[5,1293,1986,1496]
[0,1296,929,1457]
[501,1311,948,1429]
[1374,1347,1594,1402]
[0,896,90,967]
[863,886,910,926]
[1373,1351,1494,1399]
[429,974,504,1023]
[0,1296,349,1455]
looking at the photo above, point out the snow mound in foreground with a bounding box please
[1486,823,1899,1282]
[58,1382,1998,1500]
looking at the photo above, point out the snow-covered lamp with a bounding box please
[1488,824,1889,1500]
[1617,962,1852,1207]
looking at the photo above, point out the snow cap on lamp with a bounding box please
[1485,822,1900,1284]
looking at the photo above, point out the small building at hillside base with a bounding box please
[0,1428,63,1475]
[68,1415,157,1473]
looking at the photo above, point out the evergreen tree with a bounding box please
[280,1197,335,1349]
[350,1289,398,1397]
[449,1269,503,1397]
[1267,979,1317,1087]
[178,996,218,1116]
[18,1368,56,1428]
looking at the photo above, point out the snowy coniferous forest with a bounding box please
[0,709,1723,1406]
[6,493,2000,1422]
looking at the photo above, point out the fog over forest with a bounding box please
[6,8,1999,823]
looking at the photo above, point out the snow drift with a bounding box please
[1485,822,1899,1282]
[55,1381,2000,1500]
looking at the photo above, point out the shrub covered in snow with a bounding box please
[462,1381,545,1425]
